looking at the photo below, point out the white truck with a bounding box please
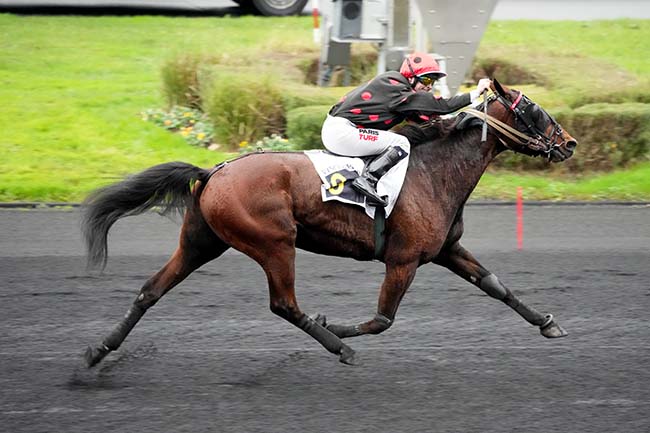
[236,0,307,15]
[0,0,309,16]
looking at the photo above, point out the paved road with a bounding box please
[1,205,649,432]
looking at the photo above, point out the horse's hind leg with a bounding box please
[433,242,567,338]
[85,208,230,368]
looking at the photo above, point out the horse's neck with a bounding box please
[412,127,502,207]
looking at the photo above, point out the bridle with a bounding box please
[464,92,565,160]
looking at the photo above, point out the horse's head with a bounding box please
[488,79,577,163]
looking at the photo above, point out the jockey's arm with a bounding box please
[396,92,472,116]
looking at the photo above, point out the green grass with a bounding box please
[475,163,650,201]
[0,14,648,202]
[482,20,650,76]
[478,20,650,109]
[0,14,315,202]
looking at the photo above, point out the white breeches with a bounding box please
[321,115,411,157]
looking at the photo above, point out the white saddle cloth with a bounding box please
[304,149,409,219]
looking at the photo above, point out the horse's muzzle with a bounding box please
[550,134,577,163]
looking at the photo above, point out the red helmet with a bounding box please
[399,52,447,79]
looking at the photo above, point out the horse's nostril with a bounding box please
[566,140,577,151]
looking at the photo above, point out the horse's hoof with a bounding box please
[84,344,110,368]
[540,315,568,338]
[312,314,327,327]
[339,345,357,366]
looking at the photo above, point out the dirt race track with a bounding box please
[1,204,649,433]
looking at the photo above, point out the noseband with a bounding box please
[465,92,564,160]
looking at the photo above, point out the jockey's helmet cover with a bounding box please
[399,52,447,79]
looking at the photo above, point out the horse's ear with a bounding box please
[492,78,508,97]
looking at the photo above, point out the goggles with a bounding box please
[405,57,439,87]
[416,74,437,87]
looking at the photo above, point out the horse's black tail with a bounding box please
[82,161,211,270]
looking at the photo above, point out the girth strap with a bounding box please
[374,206,386,259]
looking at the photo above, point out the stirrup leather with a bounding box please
[352,176,388,207]
[352,146,407,207]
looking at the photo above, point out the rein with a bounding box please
[464,107,532,150]
[463,92,563,159]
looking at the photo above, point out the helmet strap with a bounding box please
[405,57,419,89]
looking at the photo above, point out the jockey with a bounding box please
[321,51,491,207]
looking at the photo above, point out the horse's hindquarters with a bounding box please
[199,153,377,261]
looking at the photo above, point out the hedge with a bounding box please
[281,84,344,111]
[160,53,650,170]
[559,103,650,170]
[284,102,650,172]
[494,102,650,171]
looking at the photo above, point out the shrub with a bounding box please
[281,84,342,111]
[161,54,206,109]
[286,105,331,150]
[202,72,285,150]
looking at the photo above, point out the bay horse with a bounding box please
[83,79,577,367]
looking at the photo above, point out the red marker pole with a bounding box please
[312,0,320,43]
[516,186,523,250]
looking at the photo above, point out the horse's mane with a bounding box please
[395,117,461,147]
[396,114,487,174]
[395,98,493,148]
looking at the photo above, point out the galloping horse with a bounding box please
[83,80,577,367]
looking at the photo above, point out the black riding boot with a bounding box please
[352,146,407,207]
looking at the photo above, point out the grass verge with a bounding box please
[475,163,650,201]
[0,14,648,202]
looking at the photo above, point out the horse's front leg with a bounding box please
[433,242,567,338]
[316,261,419,339]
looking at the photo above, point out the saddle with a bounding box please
[454,111,485,130]
[304,149,409,219]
